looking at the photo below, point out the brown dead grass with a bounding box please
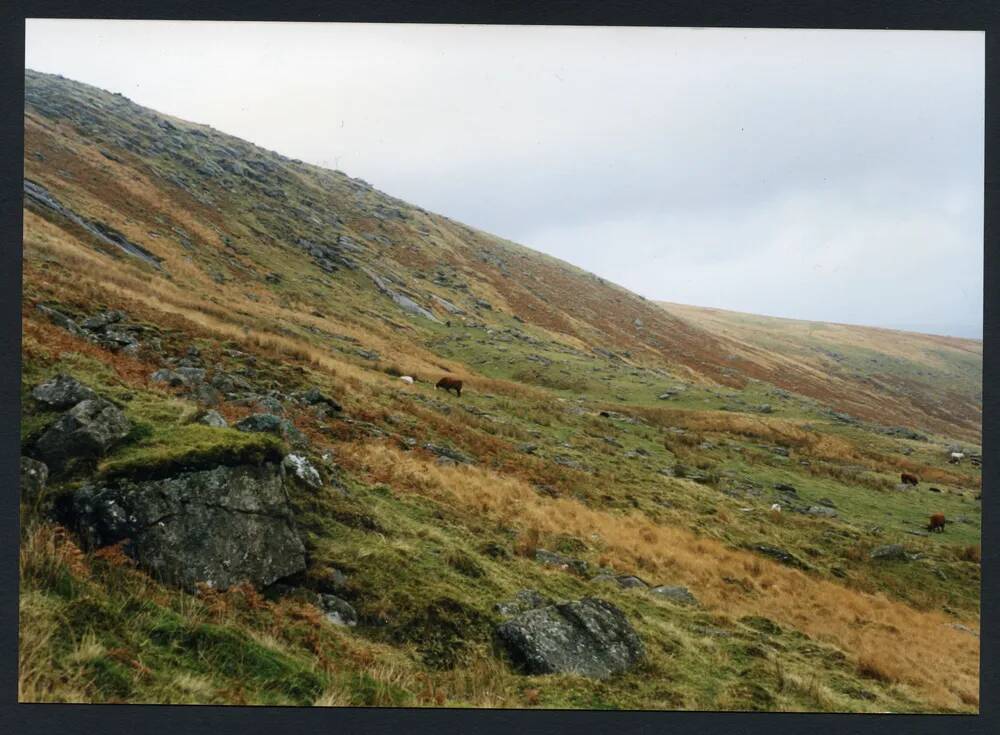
[339,440,980,711]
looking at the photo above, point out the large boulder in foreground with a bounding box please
[496,597,644,679]
[33,398,131,472]
[61,463,305,591]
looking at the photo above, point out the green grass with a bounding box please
[19,68,981,711]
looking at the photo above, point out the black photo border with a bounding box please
[1,2,996,734]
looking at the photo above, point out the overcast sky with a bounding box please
[25,21,984,337]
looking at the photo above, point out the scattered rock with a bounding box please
[281,453,323,491]
[60,463,306,591]
[616,575,649,590]
[318,594,357,626]
[80,310,125,331]
[35,304,86,337]
[234,413,307,448]
[774,483,798,496]
[175,367,207,385]
[235,413,283,433]
[650,585,698,606]
[496,598,645,679]
[535,548,588,576]
[190,382,223,406]
[150,369,186,387]
[31,374,98,410]
[33,398,132,472]
[870,544,909,562]
[421,442,473,464]
[20,457,49,504]
[195,409,228,428]
[750,545,810,570]
[807,506,838,518]
[298,387,343,412]
[495,589,551,618]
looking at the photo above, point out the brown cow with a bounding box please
[928,513,946,533]
[900,472,920,486]
[435,377,463,397]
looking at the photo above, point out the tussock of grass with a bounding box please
[99,425,284,480]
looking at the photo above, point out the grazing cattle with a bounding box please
[900,472,920,486]
[928,513,946,533]
[400,375,414,385]
[435,376,463,397]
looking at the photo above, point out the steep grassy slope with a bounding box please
[20,70,981,712]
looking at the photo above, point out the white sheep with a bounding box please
[400,375,414,385]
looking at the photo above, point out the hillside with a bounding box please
[19,69,981,712]
[658,302,982,443]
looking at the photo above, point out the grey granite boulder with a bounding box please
[60,463,305,591]
[496,597,644,679]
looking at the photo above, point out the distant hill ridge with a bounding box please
[22,69,981,440]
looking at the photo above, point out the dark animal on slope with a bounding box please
[900,472,920,486]
[435,377,463,397]
[928,513,946,533]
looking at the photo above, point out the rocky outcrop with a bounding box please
[33,398,132,472]
[35,304,87,338]
[363,267,440,322]
[60,463,306,590]
[24,179,163,270]
[496,597,644,679]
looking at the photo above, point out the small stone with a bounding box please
[20,457,49,504]
[318,594,357,626]
[195,410,228,428]
[650,585,698,606]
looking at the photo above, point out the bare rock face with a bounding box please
[33,398,132,472]
[496,597,644,679]
[60,463,306,591]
